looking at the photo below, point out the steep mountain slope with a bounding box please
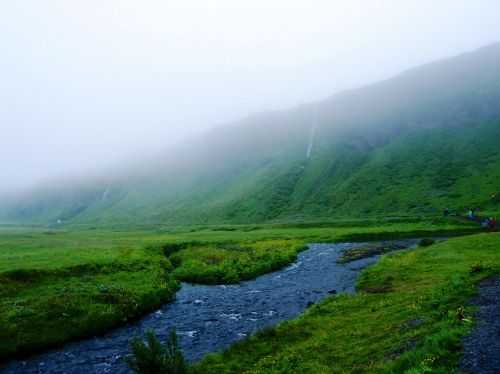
[2,43,500,226]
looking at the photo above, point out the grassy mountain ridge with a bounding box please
[2,43,500,226]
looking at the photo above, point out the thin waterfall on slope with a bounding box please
[102,185,111,201]
[306,107,319,159]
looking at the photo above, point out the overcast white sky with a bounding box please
[1,0,500,193]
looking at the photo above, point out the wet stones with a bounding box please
[336,241,412,264]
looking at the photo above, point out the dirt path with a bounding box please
[460,277,500,373]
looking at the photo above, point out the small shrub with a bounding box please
[162,243,190,257]
[4,269,42,283]
[255,326,278,339]
[469,263,484,274]
[125,330,188,374]
[418,238,435,247]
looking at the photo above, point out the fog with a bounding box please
[2,0,500,194]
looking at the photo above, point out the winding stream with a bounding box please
[2,240,418,374]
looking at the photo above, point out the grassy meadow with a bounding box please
[0,217,485,365]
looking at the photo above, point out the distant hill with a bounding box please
[2,43,500,226]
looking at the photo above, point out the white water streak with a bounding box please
[306,107,319,159]
[102,186,111,200]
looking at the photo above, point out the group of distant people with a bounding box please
[443,206,497,231]
[466,208,497,230]
[481,216,497,230]
[442,191,499,231]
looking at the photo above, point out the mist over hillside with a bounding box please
[2,43,500,226]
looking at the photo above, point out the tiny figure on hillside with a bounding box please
[482,218,491,228]
[443,208,450,217]
[489,217,497,231]
[467,209,475,220]
[467,208,481,221]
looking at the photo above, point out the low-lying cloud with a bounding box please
[2,0,500,194]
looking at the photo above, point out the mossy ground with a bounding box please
[170,240,306,284]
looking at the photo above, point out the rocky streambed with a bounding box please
[2,240,419,374]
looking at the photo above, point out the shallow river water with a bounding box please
[2,240,418,374]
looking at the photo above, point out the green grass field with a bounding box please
[0,229,179,360]
[0,218,485,364]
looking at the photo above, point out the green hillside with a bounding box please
[2,43,500,226]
